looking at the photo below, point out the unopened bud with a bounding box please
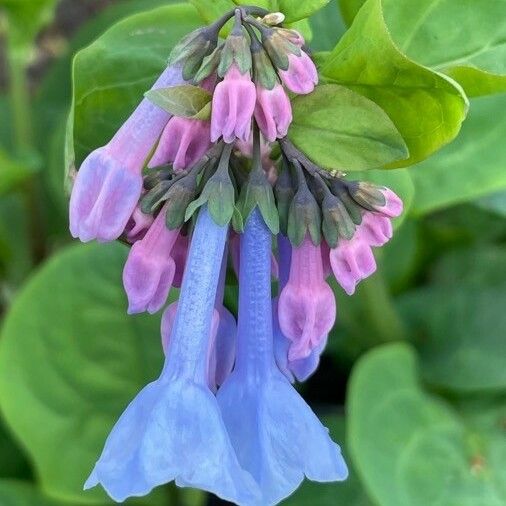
[163,173,199,229]
[348,181,387,211]
[262,12,285,25]
[322,193,356,247]
[274,165,295,235]
[262,28,301,71]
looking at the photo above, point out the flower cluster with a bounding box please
[70,6,403,505]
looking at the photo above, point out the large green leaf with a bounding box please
[321,0,468,167]
[289,84,408,171]
[0,150,37,196]
[0,243,164,503]
[399,246,506,393]
[339,0,506,97]
[0,481,66,506]
[69,4,202,167]
[348,343,506,506]
[309,0,347,51]
[410,94,506,216]
[284,414,374,506]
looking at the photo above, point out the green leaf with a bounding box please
[145,85,212,119]
[322,0,468,167]
[277,0,331,23]
[0,150,37,195]
[348,343,506,506]
[69,4,202,166]
[309,1,347,52]
[399,246,506,393]
[475,190,506,217]
[0,243,165,503]
[283,414,375,506]
[289,84,408,171]
[0,481,67,506]
[410,94,506,216]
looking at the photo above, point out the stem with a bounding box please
[360,267,406,344]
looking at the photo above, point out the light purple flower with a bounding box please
[211,63,256,143]
[122,205,179,314]
[254,83,292,142]
[124,205,154,243]
[274,235,327,383]
[279,51,318,95]
[149,117,212,171]
[278,236,336,361]
[70,65,184,242]
[359,212,393,247]
[217,210,348,505]
[85,206,258,504]
[378,187,403,217]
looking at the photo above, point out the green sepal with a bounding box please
[331,181,363,225]
[140,180,173,214]
[218,33,252,77]
[194,46,222,83]
[274,166,295,236]
[348,181,387,211]
[232,206,244,233]
[238,168,279,235]
[321,193,356,247]
[164,174,199,229]
[262,29,301,71]
[287,185,321,246]
[252,48,278,90]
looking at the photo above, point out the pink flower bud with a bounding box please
[69,65,184,242]
[254,83,293,142]
[279,51,318,95]
[124,205,154,243]
[149,117,212,171]
[122,205,179,314]
[278,236,336,361]
[379,187,403,217]
[211,64,256,143]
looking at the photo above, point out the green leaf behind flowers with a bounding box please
[348,343,506,506]
[0,243,165,503]
[145,85,212,120]
[322,0,468,168]
[289,84,409,171]
[339,0,506,97]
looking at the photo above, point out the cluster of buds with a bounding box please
[70,6,402,506]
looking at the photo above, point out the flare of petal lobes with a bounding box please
[70,65,184,242]
[329,235,377,296]
[279,52,318,95]
[161,303,236,391]
[359,212,393,247]
[69,148,144,242]
[278,237,336,361]
[86,206,259,505]
[380,187,403,218]
[125,205,154,243]
[254,84,293,142]
[149,117,212,171]
[218,210,347,506]
[122,209,180,314]
[211,64,256,143]
[272,297,327,383]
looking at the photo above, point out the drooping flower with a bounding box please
[211,63,256,143]
[218,209,348,505]
[124,205,154,243]
[278,235,336,361]
[278,51,318,95]
[254,83,292,142]
[122,204,179,314]
[149,117,212,171]
[85,206,258,504]
[70,65,184,242]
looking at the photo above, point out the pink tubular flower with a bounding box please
[279,51,318,95]
[211,64,256,143]
[124,205,154,243]
[149,117,212,171]
[378,187,403,217]
[278,236,336,361]
[359,212,393,247]
[69,65,184,242]
[254,83,292,142]
[122,205,180,314]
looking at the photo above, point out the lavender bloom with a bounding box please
[378,187,403,217]
[254,83,292,142]
[279,52,318,95]
[274,235,327,383]
[70,65,184,242]
[123,205,179,314]
[124,205,154,243]
[218,210,348,505]
[149,117,212,171]
[85,206,258,504]
[278,236,336,361]
[211,64,256,143]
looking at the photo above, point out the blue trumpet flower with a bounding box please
[85,207,258,504]
[218,210,348,505]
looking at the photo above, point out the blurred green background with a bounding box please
[0,0,505,505]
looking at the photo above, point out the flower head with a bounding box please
[254,83,292,142]
[279,51,318,95]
